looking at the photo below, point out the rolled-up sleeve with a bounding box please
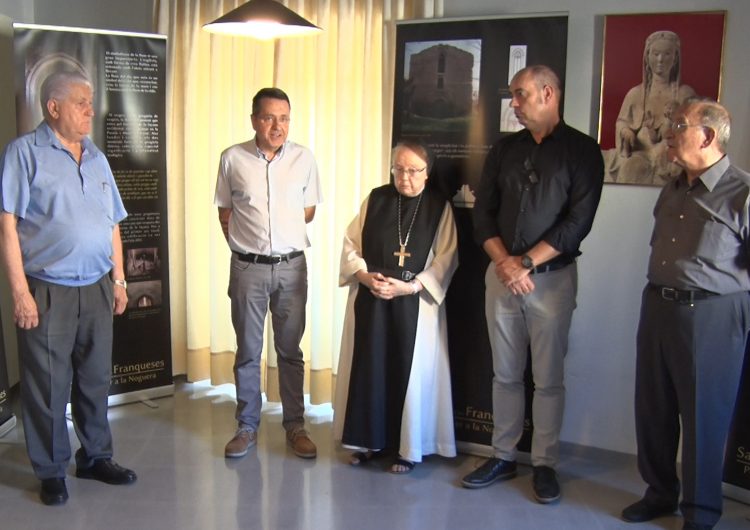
[541,139,604,254]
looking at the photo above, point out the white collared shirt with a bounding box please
[214,139,323,254]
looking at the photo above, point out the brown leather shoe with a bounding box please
[286,427,317,459]
[225,428,257,458]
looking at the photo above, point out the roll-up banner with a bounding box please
[0,309,16,437]
[393,15,568,454]
[12,24,172,405]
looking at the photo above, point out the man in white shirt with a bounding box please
[214,87,323,459]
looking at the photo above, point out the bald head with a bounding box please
[509,65,562,138]
[513,65,562,100]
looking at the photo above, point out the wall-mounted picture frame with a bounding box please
[598,11,726,186]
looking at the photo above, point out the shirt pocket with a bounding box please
[87,181,116,222]
[691,216,739,261]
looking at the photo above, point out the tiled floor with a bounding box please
[0,379,748,530]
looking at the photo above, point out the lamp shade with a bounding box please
[203,0,322,39]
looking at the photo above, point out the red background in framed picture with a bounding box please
[599,11,726,149]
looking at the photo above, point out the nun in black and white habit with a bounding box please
[333,141,458,473]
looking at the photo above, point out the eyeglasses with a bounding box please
[391,166,426,177]
[391,166,427,177]
[256,115,290,125]
[669,121,704,133]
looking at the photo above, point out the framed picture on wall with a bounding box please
[598,11,726,186]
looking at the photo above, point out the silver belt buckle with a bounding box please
[660,287,678,301]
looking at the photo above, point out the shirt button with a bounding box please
[661,261,666,266]
[671,237,676,242]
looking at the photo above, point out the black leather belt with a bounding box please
[530,259,573,275]
[233,250,303,264]
[649,284,718,304]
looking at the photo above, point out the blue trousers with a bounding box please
[635,287,750,527]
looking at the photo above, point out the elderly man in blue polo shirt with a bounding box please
[0,71,136,506]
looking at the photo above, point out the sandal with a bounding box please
[349,450,383,466]
[389,458,415,474]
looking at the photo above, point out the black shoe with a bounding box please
[532,465,561,504]
[683,523,713,530]
[461,458,517,489]
[621,498,677,523]
[76,459,137,485]
[40,478,68,506]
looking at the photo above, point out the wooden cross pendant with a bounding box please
[394,244,411,267]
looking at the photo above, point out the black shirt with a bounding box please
[473,121,604,264]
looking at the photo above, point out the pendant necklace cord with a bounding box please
[398,192,423,249]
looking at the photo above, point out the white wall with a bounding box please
[0,1,30,23]
[444,0,750,455]
[0,0,152,32]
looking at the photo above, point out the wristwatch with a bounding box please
[521,254,535,270]
[114,279,128,289]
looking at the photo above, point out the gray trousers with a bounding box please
[635,287,750,527]
[484,262,577,467]
[18,275,115,480]
[228,253,307,432]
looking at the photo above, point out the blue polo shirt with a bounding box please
[0,122,127,286]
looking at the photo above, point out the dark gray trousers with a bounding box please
[635,287,750,527]
[18,275,115,479]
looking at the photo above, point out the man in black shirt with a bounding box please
[461,65,604,503]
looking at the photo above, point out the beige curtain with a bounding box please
[153,0,442,404]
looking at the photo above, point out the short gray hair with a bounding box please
[40,71,93,118]
[682,96,731,152]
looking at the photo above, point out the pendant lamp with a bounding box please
[203,0,322,39]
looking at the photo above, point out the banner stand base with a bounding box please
[107,384,175,408]
[723,483,750,506]
[64,384,175,415]
[456,441,493,458]
[0,414,16,438]
[456,440,532,466]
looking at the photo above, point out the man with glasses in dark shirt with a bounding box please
[621,98,750,530]
[462,65,604,503]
